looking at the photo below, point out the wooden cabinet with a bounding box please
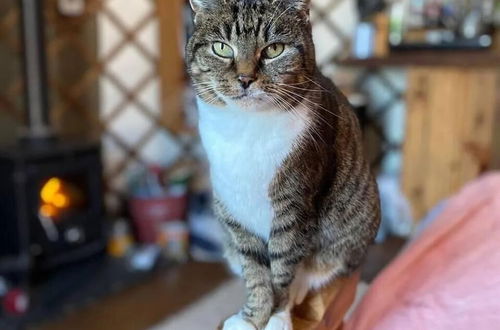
[341,53,500,220]
[403,67,500,219]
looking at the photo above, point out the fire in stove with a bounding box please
[39,177,82,220]
[38,177,87,242]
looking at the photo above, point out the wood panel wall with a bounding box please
[402,67,500,220]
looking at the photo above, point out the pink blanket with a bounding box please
[346,173,500,330]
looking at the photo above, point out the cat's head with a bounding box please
[186,0,316,110]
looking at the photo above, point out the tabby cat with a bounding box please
[186,1,380,329]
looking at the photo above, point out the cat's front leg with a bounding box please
[265,199,313,329]
[216,201,274,329]
[223,314,258,330]
[265,231,305,330]
[221,224,274,330]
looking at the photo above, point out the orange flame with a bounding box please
[39,177,71,218]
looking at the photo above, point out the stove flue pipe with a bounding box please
[19,0,53,141]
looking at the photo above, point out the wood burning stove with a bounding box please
[0,0,105,278]
[0,142,105,274]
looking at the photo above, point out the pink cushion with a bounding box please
[346,173,500,330]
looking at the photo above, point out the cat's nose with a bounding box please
[238,75,255,89]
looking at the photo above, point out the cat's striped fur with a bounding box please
[186,1,380,329]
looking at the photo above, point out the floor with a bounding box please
[151,277,246,330]
[35,262,231,330]
[36,236,406,330]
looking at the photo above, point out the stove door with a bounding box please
[25,149,105,271]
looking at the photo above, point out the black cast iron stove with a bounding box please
[0,0,105,279]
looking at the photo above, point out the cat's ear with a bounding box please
[189,0,222,22]
[189,0,217,14]
[274,0,310,11]
[290,0,311,12]
[276,0,311,16]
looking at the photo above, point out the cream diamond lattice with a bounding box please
[0,0,363,210]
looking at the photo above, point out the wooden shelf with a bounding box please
[338,51,500,68]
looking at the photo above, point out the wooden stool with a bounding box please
[218,272,360,330]
[292,272,360,330]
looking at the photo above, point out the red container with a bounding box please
[129,195,187,243]
[3,288,29,315]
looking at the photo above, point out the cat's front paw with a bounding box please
[264,311,292,330]
[223,314,256,330]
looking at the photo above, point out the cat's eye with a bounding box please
[263,43,285,59]
[212,42,234,58]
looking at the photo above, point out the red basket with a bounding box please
[129,195,187,243]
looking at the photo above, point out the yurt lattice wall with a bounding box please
[0,0,398,212]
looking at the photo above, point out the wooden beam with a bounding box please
[156,0,186,135]
[338,51,500,68]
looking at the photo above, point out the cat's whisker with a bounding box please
[270,86,335,120]
[191,81,214,86]
[195,86,215,92]
[197,89,218,99]
[193,87,217,94]
[271,88,322,128]
[270,87,339,133]
[193,86,216,93]
[271,94,313,151]
[270,94,291,114]
[191,84,216,92]
[268,96,287,113]
[271,90,296,112]
[278,98,296,115]
[273,86,343,121]
[198,86,215,91]
[276,83,323,93]
[286,101,326,150]
[281,80,311,86]
[204,96,219,105]
[197,86,221,105]
[303,75,334,95]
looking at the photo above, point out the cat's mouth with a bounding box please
[231,94,247,100]
[229,90,266,101]
[225,91,271,109]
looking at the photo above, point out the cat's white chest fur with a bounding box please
[197,99,309,241]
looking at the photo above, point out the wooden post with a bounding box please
[156,0,186,135]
